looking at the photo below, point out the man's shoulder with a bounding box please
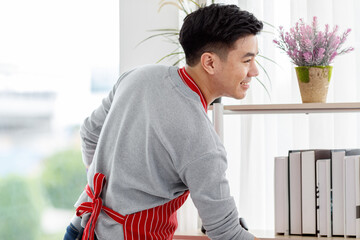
[120,64,178,85]
[130,64,175,75]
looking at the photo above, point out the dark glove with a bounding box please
[201,217,248,234]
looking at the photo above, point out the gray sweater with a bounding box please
[73,65,254,240]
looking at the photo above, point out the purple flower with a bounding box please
[317,48,325,58]
[329,36,340,50]
[312,16,318,29]
[329,52,337,63]
[316,48,326,64]
[303,39,312,49]
[332,25,339,35]
[303,52,313,63]
[273,16,354,66]
[347,47,355,52]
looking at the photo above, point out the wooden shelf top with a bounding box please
[209,102,360,115]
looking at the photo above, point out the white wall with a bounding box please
[119,0,180,73]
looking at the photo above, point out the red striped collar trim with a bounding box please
[177,67,208,113]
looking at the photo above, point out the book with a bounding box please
[317,159,331,237]
[344,155,359,236]
[274,156,289,235]
[356,156,360,238]
[301,150,331,235]
[331,150,345,236]
[332,149,360,236]
[288,151,302,235]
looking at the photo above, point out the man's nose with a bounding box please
[248,61,259,77]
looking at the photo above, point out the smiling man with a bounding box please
[184,36,259,103]
[64,4,263,240]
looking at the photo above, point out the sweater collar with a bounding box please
[177,67,207,113]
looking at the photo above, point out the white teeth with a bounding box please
[241,82,249,85]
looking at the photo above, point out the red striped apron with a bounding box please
[76,173,189,240]
[76,67,206,240]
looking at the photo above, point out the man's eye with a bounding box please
[244,59,251,63]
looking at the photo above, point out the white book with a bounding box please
[317,159,331,237]
[301,150,317,235]
[289,151,302,235]
[274,156,289,235]
[344,155,357,236]
[355,156,360,238]
[301,150,331,235]
[331,150,346,236]
[332,149,360,236]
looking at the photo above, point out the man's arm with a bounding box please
[79,75,125,167]
[179,150,255,240]
[80,91,114,167]
[79,69,137,167]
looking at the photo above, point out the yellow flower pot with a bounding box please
[295,66,333,103]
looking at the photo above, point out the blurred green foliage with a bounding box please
[0,148,87,239]
[41,149,87,209]
[0,175,42,240]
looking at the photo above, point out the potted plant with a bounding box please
[273,16,354,103]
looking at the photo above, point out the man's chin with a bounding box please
[234,92,246,100]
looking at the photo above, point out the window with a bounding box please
[0,0,119,238]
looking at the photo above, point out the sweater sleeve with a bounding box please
[80,87,116,167]
[80,69,137,166]
[178,150,255,240]
[79,71,131,167]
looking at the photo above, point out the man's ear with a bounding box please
[200,52,219,75]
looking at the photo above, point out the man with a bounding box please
[64,3,263,240]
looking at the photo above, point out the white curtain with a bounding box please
[218,0,360,233]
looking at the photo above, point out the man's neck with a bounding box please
[184,65,217,106]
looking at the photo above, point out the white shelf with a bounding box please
[211,102,360,142]
[208,102,360,239]
[210,102,360,115]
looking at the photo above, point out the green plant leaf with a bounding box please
[148,28,180,32]
[156,51,184,63]
[159,0,190,14]
[136,32,179,47]
[261,30,275,35]
[255,77,271,100]
[256,59,272,89]
[159,1,184,13]
[262,21,275,29]
[172,56,186,66]
[187,0,202,9]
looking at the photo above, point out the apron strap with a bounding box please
[76,173,125,240]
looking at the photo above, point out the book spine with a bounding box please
[274,156,289,235]
[332,151,346,236]
[355,158,360,238]
[301,151,316,235]
[289,152,302,235]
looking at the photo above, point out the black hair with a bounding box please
[179,4,263,66]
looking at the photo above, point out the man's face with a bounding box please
[214,35,259,99]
